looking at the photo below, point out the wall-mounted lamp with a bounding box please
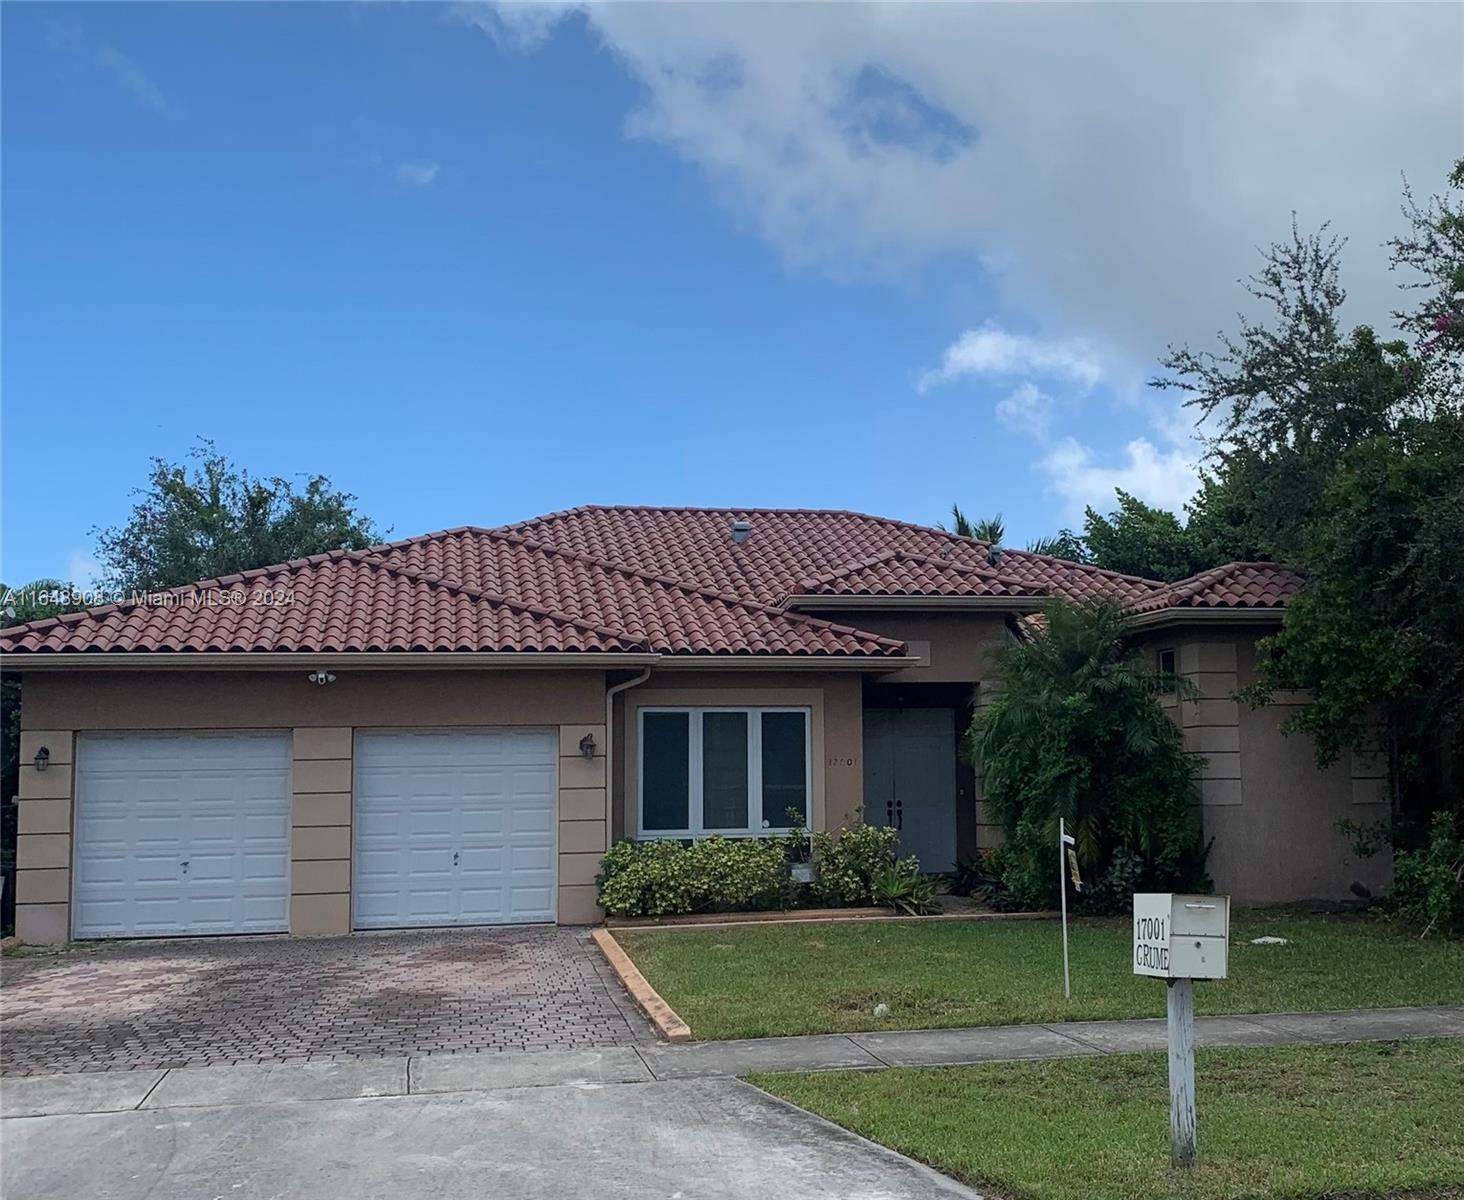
[307,671,337,687]
[33,746,50,772]
[578,732,597,760]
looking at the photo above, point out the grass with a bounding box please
[614,914,1464,1040]
[750,1040,1464,1200]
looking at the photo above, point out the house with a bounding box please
[2,506,1391,944]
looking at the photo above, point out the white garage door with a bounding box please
[353,729,557,928]
[73,732,291,938]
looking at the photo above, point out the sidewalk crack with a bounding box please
[135,1069,169,1109]
[1040,1024,1110,1055]
[844,1034,891,1067]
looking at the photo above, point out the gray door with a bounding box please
[863,709,958,872]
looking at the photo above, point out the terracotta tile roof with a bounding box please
[368,528,906,657]
[0,554,639,655]
[1133,562,1303,614]
[505,506,1165,606]
[0,506,1302,660]
[0,529,906,659]
[794,551,1048,600]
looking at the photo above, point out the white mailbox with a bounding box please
[1133,893,1230,980]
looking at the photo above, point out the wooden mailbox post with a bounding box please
[1133,892,1230,1167]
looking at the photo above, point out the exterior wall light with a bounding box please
[33,746,50,772]
[578,732,597,759]
[307,671,337,686]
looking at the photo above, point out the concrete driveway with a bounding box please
[0,927,652,1075]
[3,1073,982,1200]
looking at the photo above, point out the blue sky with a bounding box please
[3,3,1458,587]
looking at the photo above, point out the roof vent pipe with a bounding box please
[730,520,752,545]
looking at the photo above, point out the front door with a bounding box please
[863,708,958,872]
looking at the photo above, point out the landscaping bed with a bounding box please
[751,1039,1464,1200]
[613,913,1464,1040]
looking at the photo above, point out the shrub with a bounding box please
[1387,811,1464,937]
[967,599,1211,913]
[810,820,902,906]
[871,857,941,915]
[596,836,794,917]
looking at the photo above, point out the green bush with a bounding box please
[871,857,941,915]
[967,599,1211,914]
[810,820,902,906]
[596,836,795,917]
[1387,811,1464,937]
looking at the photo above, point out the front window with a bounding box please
[638,707,810,837]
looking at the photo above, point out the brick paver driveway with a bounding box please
[0,927,653,1076]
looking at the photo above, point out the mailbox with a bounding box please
[1133,893,1230,980]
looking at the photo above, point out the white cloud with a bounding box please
[395,160,441,188]
[995,381,1055,441]
[46,22,167,113]
[473,3,1461,361]
[919,323,1102,393]
[1039,437,1200,519]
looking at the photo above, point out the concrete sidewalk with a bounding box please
[5,1004,1460,1119]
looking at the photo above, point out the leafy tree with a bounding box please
[1080,489,1211,581]
[965,600,1207,912]
[94,440,385,594]
[1160,160,1464,819]
[1155,222,1414,563]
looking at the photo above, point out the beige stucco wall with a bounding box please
[1138,628,1393,904]
[15,669,611,942]
[612,671,865,841]
[819,611,1008,684]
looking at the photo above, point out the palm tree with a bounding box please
[966,599,1201,889]
[937,504,1003,544]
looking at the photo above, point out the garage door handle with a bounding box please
[452,851,459,868]
[180,860,189,874]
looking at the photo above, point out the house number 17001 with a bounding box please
[827,756,859,768]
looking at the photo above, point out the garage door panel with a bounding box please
[74,733,291,939]
[354,728,557,928]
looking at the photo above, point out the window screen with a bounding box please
[701,711,749,829]
[641,712,690,831]
[761,711,807,827]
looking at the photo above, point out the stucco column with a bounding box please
[557,725,606,924]
[1178,641,1242,808]
[14,730,75,944]
[290,728,353,936]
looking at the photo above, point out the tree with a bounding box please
[936,504,1004,544]
[1024,531,1089,561]
[1159,160,1464,819]
[94,440,385,595]
[1080,489,1211,581]
[965,600,1207,911]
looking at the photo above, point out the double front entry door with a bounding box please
[862,708,958,873]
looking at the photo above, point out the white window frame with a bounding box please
[637,706,812,839]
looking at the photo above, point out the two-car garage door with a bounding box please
[72,728,558,938]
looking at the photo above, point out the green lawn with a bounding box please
[751,1040,1464,1200]
[614,914,1464,1040]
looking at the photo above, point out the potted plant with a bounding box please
[785,809,816,884]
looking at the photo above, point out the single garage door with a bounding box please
[353,728,557,928]
[73,732,292,938]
